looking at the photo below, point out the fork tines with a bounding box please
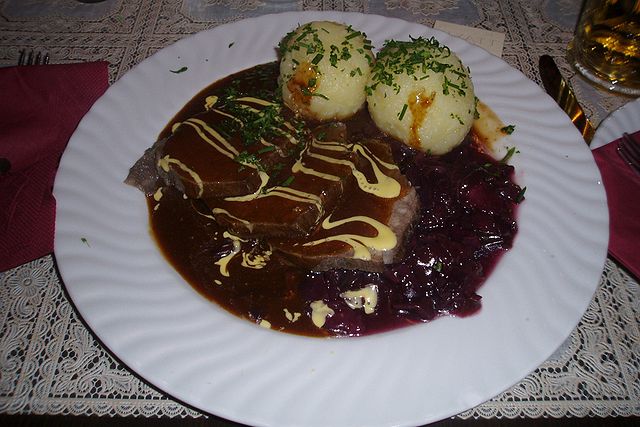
[617,132,640,175]
[17,49,50,66]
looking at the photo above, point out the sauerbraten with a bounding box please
[126,59,523,337]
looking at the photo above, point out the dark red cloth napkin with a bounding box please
[592,130,640,280]
[0,62,109,272]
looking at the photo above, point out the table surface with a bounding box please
[0,0,638,426]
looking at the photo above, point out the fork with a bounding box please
[17,49,50,66]
[1,49,50,174]
[617,132,640,175]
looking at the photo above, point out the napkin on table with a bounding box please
[0,62,109,272]
[592,130,640,280]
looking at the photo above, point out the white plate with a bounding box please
[53,12,609,427]
[591,97,640,149]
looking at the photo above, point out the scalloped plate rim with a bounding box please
[53,11,609,427]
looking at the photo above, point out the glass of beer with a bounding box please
[567,0,640,96]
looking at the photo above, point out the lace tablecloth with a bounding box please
[1,0,639,423]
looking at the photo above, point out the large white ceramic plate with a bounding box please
[54,12,609,427]
[591,97,640,149]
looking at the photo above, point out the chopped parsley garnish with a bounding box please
[234,151,264,171]
[257,145,276,154]
[279,24,325,56]
[81,237,90,247]
[170,66,188,74]
[222,102,286,146]
[345,28,362,40]
[473,96,480,119]
[442,76,465,96]
[367,36,469,98]
[329,44,340,67]
[398,104,408,121]
[500,146,518,164]
[478,162,501,177]
[350,67,363,77]
[450,113,464,125]
[515,186,527,203]
[301,87,329,100]
[501,124,516,135]
[280,175,295,187]
[280,22,371,73]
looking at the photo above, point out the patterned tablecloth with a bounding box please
[1,0,638,424]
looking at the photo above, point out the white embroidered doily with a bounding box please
[0,0,638,422]
[0,255,638,419]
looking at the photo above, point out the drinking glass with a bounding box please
[567,0,640,95]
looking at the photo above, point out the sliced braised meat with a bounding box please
[206,138,360,238]
[271,139,419,272]
[160,99,304,198]
[160,109,259,198]
[129,63,420,273]
[137,62,523,337]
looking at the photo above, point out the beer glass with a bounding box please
[567,0,640,96]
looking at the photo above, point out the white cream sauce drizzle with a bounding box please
[192,206,215,220]
[259,137,275,148]
[241,248,272,269]
[282,132,300,145]
[173,96,303,202]
[259,319,272,329]
[204,92,239,127]
[223,171,270,202]
[349,144,400,198]
[183,118,239,159]
[302,214,397,260]
[236,96,276,107]
[310,300,334,328]
[158,155,204,198]
[213,231,272,275]
[213,108,244,126]
[237,104,260,114]
[224,181,322,215]
[283,308,302,322]
[302,141,401,198]
[233,99,299,145]
[211,208,251,225]
[340,284,378,314]
[291,160,341,182]
[214,231,245,277]
[172,95,401,256]
[152,188,163,212]
[280,122,300,145]
[290,140,344,182]
[260,186,322,210]
[204,95,218,110]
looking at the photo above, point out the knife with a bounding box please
[538,54,595,145]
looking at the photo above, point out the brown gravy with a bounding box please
[147,62,522,337]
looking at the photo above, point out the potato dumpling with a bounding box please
[366,37,476,155]
[279,21,374,121]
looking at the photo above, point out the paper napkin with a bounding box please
[0,62,109,271]
[592,130,640,280]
